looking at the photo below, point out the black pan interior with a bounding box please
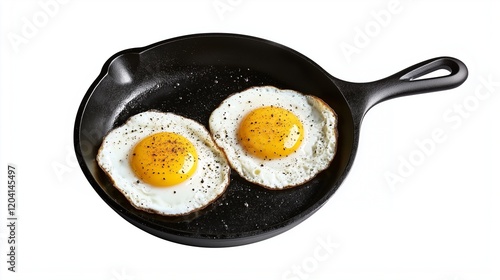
[75,34,356,247]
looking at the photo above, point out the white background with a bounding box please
[1,0,499,279]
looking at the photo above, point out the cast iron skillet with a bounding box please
[74,33,468,247]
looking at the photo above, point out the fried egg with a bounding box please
[97,111,230,216]
[209,86,337,189]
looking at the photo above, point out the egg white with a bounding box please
[209,86,338,189]
[97,111,230,216]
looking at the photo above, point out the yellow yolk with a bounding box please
[238,106,304,159]
[130,132,198,187]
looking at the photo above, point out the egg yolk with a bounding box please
[130,132,198,187]
[238,106,304,159]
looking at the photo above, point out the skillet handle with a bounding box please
[334,56,468,122]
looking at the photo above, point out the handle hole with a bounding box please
[410,68,451,81]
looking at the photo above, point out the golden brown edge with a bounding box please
[95,109,232,217]
[207,86,339,191]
